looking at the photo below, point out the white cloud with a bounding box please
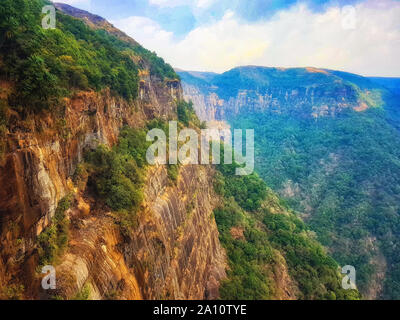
[148,0,189,8]
[195,0,215,9]
[112,16,174,58]
[113,0,400,76]
[148,0,215,8]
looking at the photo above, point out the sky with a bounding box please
[58,0,400,77]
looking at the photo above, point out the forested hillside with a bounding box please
[180,66,400,299]
[0,0,359,300]
[0,0,176,115]
[214,159,359,300]
[229,107,400,299]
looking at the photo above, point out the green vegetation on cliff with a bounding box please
[82,127,150,229]
[0,0,177,113]
[181,66,400,299]
[37,194,72,266]
[229,105,400,299]
[214,161,360,300]
[79,100,197,217]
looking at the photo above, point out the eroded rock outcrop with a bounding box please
[182,85,366,121]
[0,71,225,299]
[41,165,226,300]
[179,66,382,121]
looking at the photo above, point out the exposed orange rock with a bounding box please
[271,250,299,300]
[76,197,90,217]
[0,70,225,300]
[306,67,330,75]
[354,102,368,112]
[1,4,227,300]
[230,226,245,240]
[0,80,13,99]
[53,213,143,300]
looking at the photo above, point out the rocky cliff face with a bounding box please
[181,83,222,122]
[217,85,362,119]
[183,85,362,121]
[42,164,226,300]
[179,67,382,121]
[124,164,226,300]
[0,69,225,299]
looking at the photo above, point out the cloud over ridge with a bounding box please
[62,0,400,76]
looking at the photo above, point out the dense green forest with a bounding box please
[180,65,400,299]
[229,107,400,298]
[0,0,387,300]
[214,160,360,299]
[0,0,177,113]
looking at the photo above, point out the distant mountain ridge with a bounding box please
[178,66,394,121]
[179,65,400,299]
[0,0,356,301]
